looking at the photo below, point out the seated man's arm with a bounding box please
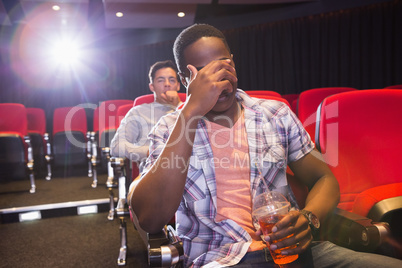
[267,149,340,255]
[289,149,340,223]
[110,108,149,162]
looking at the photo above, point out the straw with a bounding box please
[255,161,270,192]
[254,161,279,209]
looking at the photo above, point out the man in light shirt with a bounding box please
[110,60,182,168]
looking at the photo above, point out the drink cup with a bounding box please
[252,191,299,265]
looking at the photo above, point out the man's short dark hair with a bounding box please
[148,60,178,83]
[173,24,231,74]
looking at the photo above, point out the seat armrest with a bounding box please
[148,226,183,267]
[86,131,92,159]
[24,135,34,171]
[320,207,390,252]
[44,133,53,161]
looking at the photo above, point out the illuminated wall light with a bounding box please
[77,205,98,215]
[19,211,42,222]
[116,12,124,18]
[52,5,60,11]
[177,12,185,18]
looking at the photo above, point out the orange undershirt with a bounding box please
[206,114,266,252]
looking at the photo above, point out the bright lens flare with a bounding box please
[50,40,81,65]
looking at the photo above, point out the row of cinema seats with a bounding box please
[0,103,93,193]
[252,88,402,258]
[4,85,399,265]
[107,88,401,266]
[0,100,138,194]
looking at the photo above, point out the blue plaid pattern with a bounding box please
[142,89,314,267]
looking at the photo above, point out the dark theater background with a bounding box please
[1,1,402,267]
[1,0,401,132]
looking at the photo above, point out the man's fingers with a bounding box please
[215,79,234,93]
[165,90,181,106]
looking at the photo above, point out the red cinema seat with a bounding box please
[282,94,299,106]
[133,93,186,106]
[90,100,132,188]
[93,106,100,135]
[26,108,52,180]
[98,100,133,149]
[27,108,46,137]
[384,84,402,89]
[316,90,402,235]
[298,87,357,144]
[0,103,36,193]
[291,99,298,115]
[52,106,88,169]
[249,94,291,108]
[244,90,281,98]
[282,94,299,114]
[116,104,133,128]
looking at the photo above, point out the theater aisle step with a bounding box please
[0,212,150,267]
[0,175,117,223]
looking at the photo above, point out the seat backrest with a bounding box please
[245,90,281,98]
[298,87,356,143]
[93,106,100,133]
[52,107,88,167]
[316,89,402,212]
[133,93,187,106]
[282,94,299,107]
[53,106,87,135]
[115,104,133,129]
[26,108,47,170]
[384,84,402,89]
[0,103,28,180]
[249,94,291,108]
[0,103,28,138]
[291,99,298,115]
[26,107,46,135]
[98,99,133,148]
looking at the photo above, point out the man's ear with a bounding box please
[179,73,187,88]
[149,83,155,92]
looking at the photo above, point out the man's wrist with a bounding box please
[300,209,320,239]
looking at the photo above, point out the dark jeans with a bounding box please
[233,241,402,268]
[234,245,313,268]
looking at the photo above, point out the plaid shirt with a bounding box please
[143,90,314,267]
